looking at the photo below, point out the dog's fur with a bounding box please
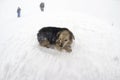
[37,27,75,52]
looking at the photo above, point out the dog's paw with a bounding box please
[65,47,72,53]
[55,45,62,51]
[66,49,72,53]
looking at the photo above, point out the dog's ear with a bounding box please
[69,31,75,40]
[56,31,61,38]
[63,28,75,40]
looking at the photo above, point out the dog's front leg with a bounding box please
[55,44,62,51]
[64,45,72,52]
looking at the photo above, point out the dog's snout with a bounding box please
[60,43,63,47]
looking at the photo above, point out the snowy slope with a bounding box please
[0,0,120,80]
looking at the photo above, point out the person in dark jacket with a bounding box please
[17,7,21,17]
[40,2,45,12]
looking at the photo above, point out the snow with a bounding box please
[0,0,120,80]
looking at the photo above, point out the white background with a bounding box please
[0,0,120,80]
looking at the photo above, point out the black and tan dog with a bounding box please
[37,27,75,52]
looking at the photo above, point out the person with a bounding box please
[17,7,21,17]
[40,2,45,12]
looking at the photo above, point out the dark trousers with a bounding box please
[17,12,20,17]
[41,8,44,12]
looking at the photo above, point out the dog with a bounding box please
[37,27,75,52]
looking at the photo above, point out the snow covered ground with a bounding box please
[0,0,120,80]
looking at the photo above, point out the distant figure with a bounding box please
[17,7,21,17]
[40,2,45,12]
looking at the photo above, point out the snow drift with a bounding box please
[0,0,120,80]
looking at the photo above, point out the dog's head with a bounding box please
[56,29,75,48]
